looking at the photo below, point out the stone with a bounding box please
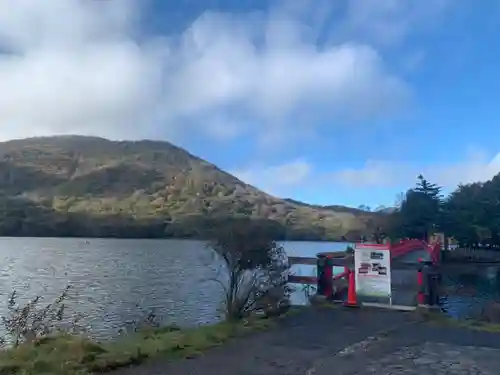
[412,357,435,365]
[480,301,500,323]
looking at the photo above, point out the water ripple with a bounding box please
[0,238,494,338]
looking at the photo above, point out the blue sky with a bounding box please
[1,0,500,208]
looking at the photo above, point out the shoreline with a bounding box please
[0,314,279,375]
[3,306,499,375]
[0,236,354,244]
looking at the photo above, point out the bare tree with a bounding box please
[395,192,406,209]
[206,218,291,321]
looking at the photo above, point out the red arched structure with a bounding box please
[390,239,441,264]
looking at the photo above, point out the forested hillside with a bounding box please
[0,136,382,240]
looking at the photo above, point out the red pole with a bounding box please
[417,257,425,305]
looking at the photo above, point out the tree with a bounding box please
[394,192,405,209]
[387,171,500,249]
[414,174,443,202]
[371,225,387,244]
[387,175,443,240]
[441,178,500,248]
[441,183,483,246]
[206,218,291,320]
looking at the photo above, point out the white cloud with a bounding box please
[0,0,165,140]
[429,152,500,188]
[331,151,500,190]
[170,13,409,122]
[332,160,401,187]
[337,0,453,47]
[231,151,500,205]
[231,159,312,196]
[0,0,419,143]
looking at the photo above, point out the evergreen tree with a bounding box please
[389,175,443,241]
[414,174,443,202]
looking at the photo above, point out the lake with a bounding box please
[0,238,496,339]
[0,238,349,339]
[441,265,500,319]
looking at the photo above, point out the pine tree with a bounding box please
[414,174,443,203]
[393,175,444,241]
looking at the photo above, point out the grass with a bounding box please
[415,307,500,333]
[0,316,276,375]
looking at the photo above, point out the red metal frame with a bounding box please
[390,239,441,264]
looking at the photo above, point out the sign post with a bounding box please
[354,243,392,305]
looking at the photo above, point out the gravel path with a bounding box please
[111,307,500,375]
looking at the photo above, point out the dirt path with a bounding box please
[111,307,500,375]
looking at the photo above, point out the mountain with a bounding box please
[0,136,383,240]
[377,207,397,214]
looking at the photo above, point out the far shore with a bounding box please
[0,236,354,243]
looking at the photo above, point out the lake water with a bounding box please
[0,238,496,339]
[441,266,500,319]
[0,238,349,339]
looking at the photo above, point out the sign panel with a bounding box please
[354,244,392,304]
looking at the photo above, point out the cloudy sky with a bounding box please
[0,0,499,207]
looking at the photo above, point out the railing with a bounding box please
[390,239,441,264]
[390,239,426,258]
[442,247,500,263]
[287,255,350,285]
[287,239,442,304]
[288,254,350,300]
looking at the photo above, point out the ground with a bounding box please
[111,306,500,375]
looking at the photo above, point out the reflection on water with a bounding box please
[0,238,226,339]
[0,237,496,340]
[440,266,500,319]
[0,238,350,339]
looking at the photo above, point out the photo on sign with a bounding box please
[369,263,386,274]
[358,262,371,274]
[370,252,384,260]
[377,266,387,275]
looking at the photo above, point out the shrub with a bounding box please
[0,286,84,347]
[206,217,291,320]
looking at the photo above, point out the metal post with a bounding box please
[427,266,440,306]
[324,256,333,298]
[421,260,440,307]
[316,254,326,296]
[417,258,425,305]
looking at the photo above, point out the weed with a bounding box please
[0,286,84,347]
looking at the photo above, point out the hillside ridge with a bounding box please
[0,136,382,240]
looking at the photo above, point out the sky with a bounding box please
[0,0,500,208]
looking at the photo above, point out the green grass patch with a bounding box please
[415,308,500,333]
[308,295,343,309]
[0,317,276,375]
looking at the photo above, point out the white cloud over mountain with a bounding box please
[0,0,477,206]
[0,0,426,142]
[235,150,500,202]
[231,159,312,196]
[331,150,500,190]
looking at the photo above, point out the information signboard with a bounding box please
[354,244,392,304]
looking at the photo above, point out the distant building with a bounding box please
[429,232,444,244]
